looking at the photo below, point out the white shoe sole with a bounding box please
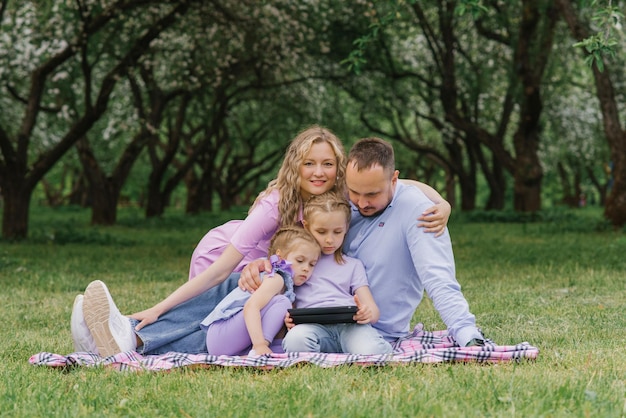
[83,281,122,357]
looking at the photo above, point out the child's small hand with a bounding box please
[284,312,295,329]
[250,343,272,356]
[353,294,373,324]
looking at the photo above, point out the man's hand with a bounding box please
[418,200,451,237]
[239,258,272,292]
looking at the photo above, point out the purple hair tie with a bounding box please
[269,254,293,277]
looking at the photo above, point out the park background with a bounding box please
[1,1,625,417]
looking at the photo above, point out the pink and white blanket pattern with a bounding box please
[30,325,538,372]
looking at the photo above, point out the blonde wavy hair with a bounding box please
[250,125,346,227]
[268,226,320,257]
[303,191,351,264]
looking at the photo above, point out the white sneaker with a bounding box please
[70,295,98,353]
[83,280,136,357]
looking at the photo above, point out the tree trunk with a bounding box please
[557,162,582,208]
[197,152,217,212]
[513,129,543,212]
[586,165,608,206]
[595,70,626,225]
[145,151,189,218]
[0,176,31,240]
[76,138,120,225]
[444,170,457,209]
[90,183,118,225]
[511,0,558,212]
[184,170,202,214]
[145,172,167,218]
[512,157,543,211]
[455,134,480,211]
[484,155,506,210]
[556,0,626,227]
[458,176,476,211]
[68,172,91,207]
[605,151,626,226]
[471,135,506,210]
[143,92,194,218]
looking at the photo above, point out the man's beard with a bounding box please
[359,206,386,217]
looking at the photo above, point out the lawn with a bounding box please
[1,205,625,417]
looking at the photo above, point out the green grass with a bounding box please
[1,206,625,417]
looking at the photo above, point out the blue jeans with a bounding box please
[282,323,393,354]
[130,274,240,355]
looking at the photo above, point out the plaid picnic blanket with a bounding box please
[29,325,538,372]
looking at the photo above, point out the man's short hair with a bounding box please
[347,137,395,174]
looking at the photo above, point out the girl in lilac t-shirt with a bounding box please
[283,192,393,355]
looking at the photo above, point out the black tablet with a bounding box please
[288,306,358,325]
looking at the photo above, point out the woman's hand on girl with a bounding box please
[129,307,161,331]
[417,200,451,237]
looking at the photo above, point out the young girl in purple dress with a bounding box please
[202,227,320,356]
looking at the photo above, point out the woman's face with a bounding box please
[299,141,337,200]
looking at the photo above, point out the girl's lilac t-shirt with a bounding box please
[188,189,285,279]
[294,254,369,308]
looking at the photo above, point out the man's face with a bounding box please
[345,162,398,217]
